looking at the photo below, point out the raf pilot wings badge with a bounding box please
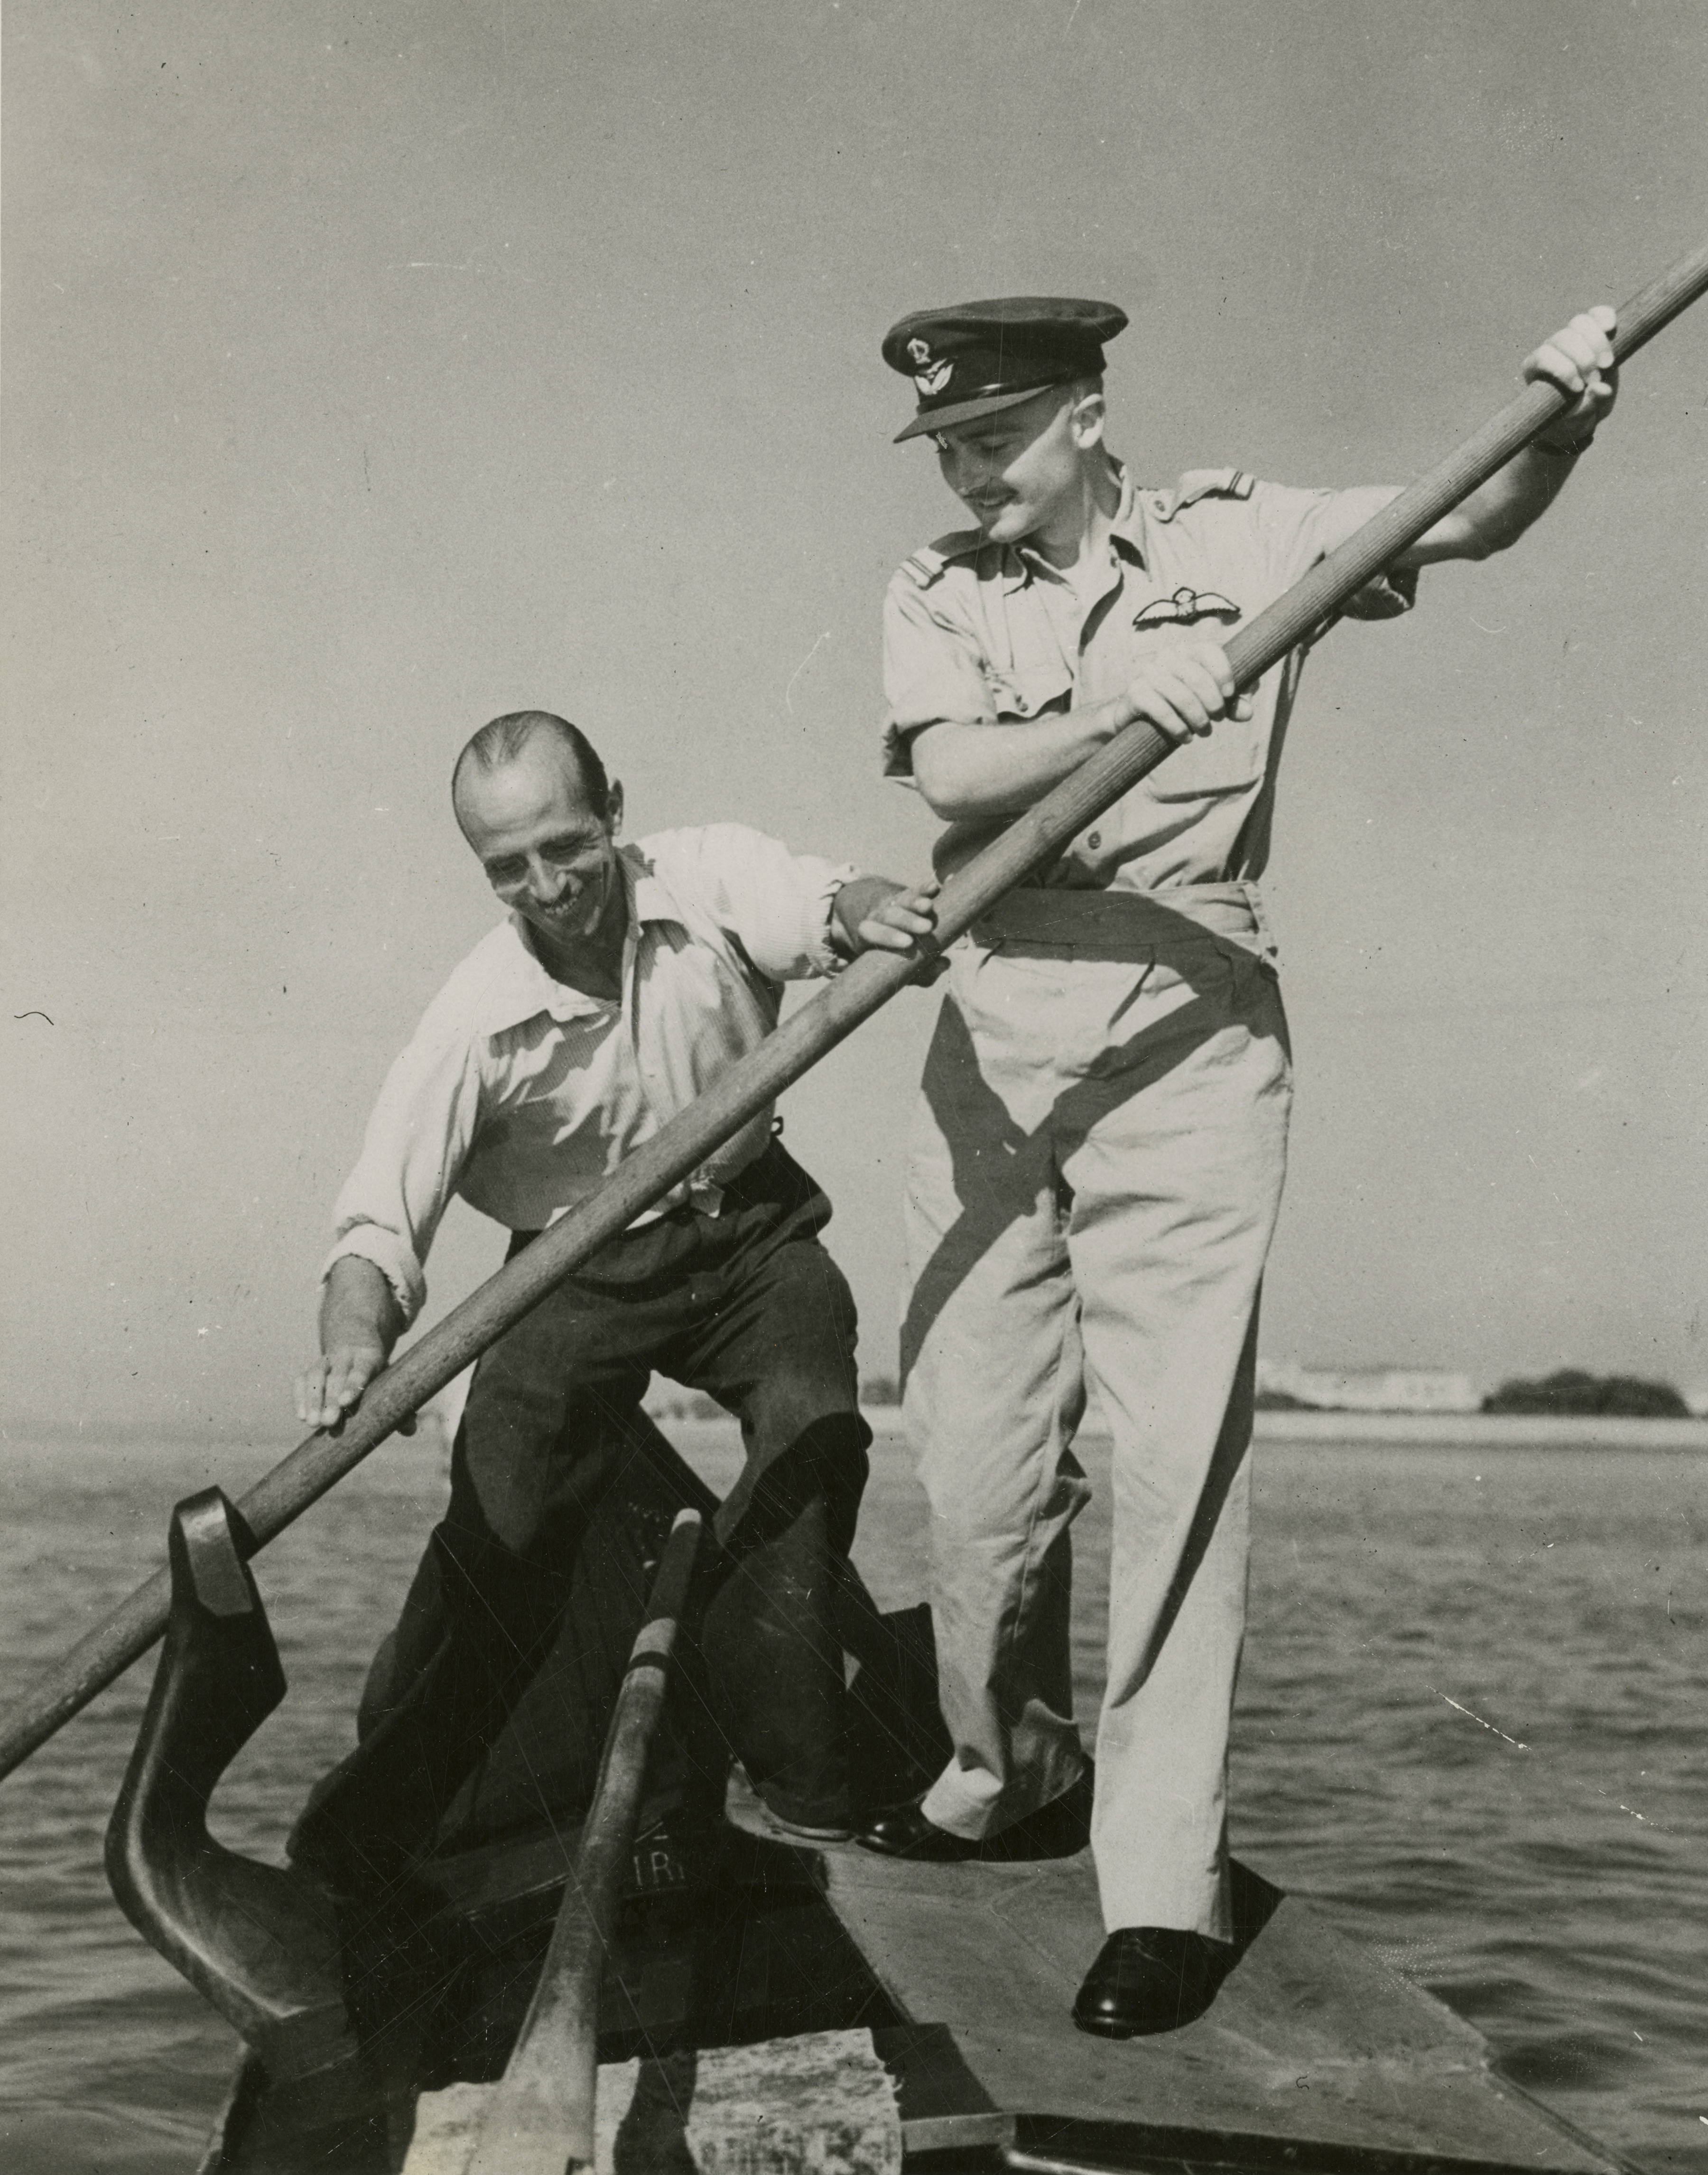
[1132,586,1241,632]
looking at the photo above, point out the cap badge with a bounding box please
[1132,587,1239,631]
[907,336,953,396]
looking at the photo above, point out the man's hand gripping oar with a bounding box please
[1124,305,1618,760]
[2,237,1704,1787]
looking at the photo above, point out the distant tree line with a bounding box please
[1253,1369,1691,1418]
[1480,1369,1689,1419]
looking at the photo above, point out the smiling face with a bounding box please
[454,737,627,980]
[930,381,1108,560]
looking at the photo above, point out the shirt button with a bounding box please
[1086,831,1101,850]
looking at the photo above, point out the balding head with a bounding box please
[451,711,611,836]
[452,712,627,979]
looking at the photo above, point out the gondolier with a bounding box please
[290,708,936,1885]
[861,295,1618,2036]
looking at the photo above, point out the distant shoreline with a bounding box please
[5,1410,1707,1456]
[855,1408,1708,1451]
[1248,1408,1708,1449]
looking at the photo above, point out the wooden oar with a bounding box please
[461,1507,703,2175]
[3,236,1705,1788]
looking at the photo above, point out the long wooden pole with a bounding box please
[464,1507,703,2175]
[3,239,1706,1787]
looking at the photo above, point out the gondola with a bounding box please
[105,1410,1640,2175]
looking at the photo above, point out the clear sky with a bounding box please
[4,0,1705,1438]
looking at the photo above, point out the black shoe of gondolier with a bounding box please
[1072,1926,1233,2038]
[860,1764,1093,1864]
[856,1793,980,1861]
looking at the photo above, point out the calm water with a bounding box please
[0,1424,1703,2173]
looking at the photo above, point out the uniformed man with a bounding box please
[290,709,937,1886]
[858,296,1617,2035]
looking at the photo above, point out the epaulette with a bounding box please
[1144,467,1255,523]
[897,527,988,588]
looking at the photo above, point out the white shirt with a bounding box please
[325,825,855,1324]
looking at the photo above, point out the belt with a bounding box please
[971,880,1276,960]
[508,1135,780,1253]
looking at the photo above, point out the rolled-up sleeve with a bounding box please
[666,824,858,982]
[881,569,995,780]
[322,1026,486,1325]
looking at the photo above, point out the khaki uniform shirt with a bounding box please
[882,463,1413,891]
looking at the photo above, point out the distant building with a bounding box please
[1256,1358,1480,1414]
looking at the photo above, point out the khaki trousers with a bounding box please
[900,887,1291,1937]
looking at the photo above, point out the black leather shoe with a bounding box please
[1072,1927,1232,2038]
[856,1796,980,1861]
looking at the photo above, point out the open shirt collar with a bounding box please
[482,847,691,1035]
[1004,461,1147,591]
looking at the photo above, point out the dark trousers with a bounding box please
[296,1144,872,1872]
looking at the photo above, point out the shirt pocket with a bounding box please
[1142,715,1268,802]
[1122,604,1266,802]
[983,658,1074,722]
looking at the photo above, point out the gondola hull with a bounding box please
[111,1438,1637,2175]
